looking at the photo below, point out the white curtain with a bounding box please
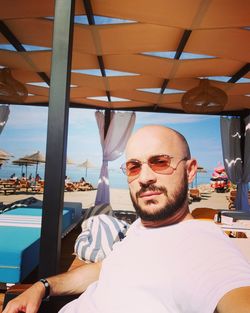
[220,115,250,211]
[0,105,10,135]
[95,111,136,205]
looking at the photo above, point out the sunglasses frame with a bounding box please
[120,154,188,177]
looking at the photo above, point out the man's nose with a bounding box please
[138,163,157,186]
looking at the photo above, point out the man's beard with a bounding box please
[130,173,188,222]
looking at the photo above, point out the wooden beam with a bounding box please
[174,29,192,60]
[0,21,50,85]
[82,0,111,102]
[228,64,250,83]
[159,29,192,103]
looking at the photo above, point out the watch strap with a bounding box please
[39,278,50,301]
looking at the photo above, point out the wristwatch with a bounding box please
[39,278,50,301]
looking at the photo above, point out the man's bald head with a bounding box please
[126,125,191,160]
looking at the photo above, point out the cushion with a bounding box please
[74,214,129,263]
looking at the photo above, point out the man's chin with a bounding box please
[134,200,171,221]
[138,200,163,214]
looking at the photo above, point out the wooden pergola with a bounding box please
[0,0,249,278]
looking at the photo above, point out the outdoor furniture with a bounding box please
[0,205,83,284]
[227,190,250,210]
[65,182,76,192]
[0,186,20,195]
[0,181,21,195]
[30,184,42,193]
[191,207,219,220]
[19,180,31,192]
[191,208,249,239]
[189,188,201,201]
[77,182,93,191]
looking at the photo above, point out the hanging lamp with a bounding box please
[181,79,228,113]
[0,68,28,103]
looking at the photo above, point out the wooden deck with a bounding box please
[0,223,84,312]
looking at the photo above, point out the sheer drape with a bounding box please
[0,105,10,135]
[220,115,250,211]
[95,111,136,205]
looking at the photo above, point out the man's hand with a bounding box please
[2,262,102,313]
[2,281,45,313]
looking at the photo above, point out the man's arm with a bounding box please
[216,286,250,313]
[3,262,102,313]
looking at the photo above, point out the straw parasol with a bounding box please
[66,158,75,165]
[0,149,13,168]
[12,157,34,177]
[0,149,13,159]
[78,159,96,177]
[22,151,45,180]
[195,165,207,188]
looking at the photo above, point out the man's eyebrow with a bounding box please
[126,158,140,162]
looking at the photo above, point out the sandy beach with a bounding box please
[0,186,230,212]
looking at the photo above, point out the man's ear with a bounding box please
[186,159,198,184]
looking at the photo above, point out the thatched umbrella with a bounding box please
[195,165,207,188]
[78,159,96,177]
[0,149,13,169]
[66,158,75,165]
[12,158,34,177]
[0,149,13,159]
[22,151,45,180]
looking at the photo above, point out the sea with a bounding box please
[0,163,213,189]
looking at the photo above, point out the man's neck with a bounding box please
[141,206,193,228]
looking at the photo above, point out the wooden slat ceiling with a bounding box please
[0,0,250,114]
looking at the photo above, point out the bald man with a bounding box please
[4,126,250,313]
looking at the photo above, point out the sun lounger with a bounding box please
[0,186,20,195]
[189,188,201,201]
[0,205,83,284]
[191,207,219,220]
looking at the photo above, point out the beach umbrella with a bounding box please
[23,151,45,180]
[0,149,13,159]
[0,149,13,169]
[0,159,7,168]
[78,159,96,177]
[67,158,75,165]
[12,157,34,177]
[214,162,225,174]
[195,166,207,188]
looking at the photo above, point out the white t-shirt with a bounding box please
[60,219,250,313]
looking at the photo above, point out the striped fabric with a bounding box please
[0,215,41,228]
[74,214,129,263]
[83,204,113,220]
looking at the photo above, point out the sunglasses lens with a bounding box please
[149,155,171,172]
[126,161,141,176]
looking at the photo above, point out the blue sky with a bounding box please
[0,105,223,172]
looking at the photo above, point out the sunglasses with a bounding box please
[121,154,188,177]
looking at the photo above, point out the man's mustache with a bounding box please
[136,185,168,198]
